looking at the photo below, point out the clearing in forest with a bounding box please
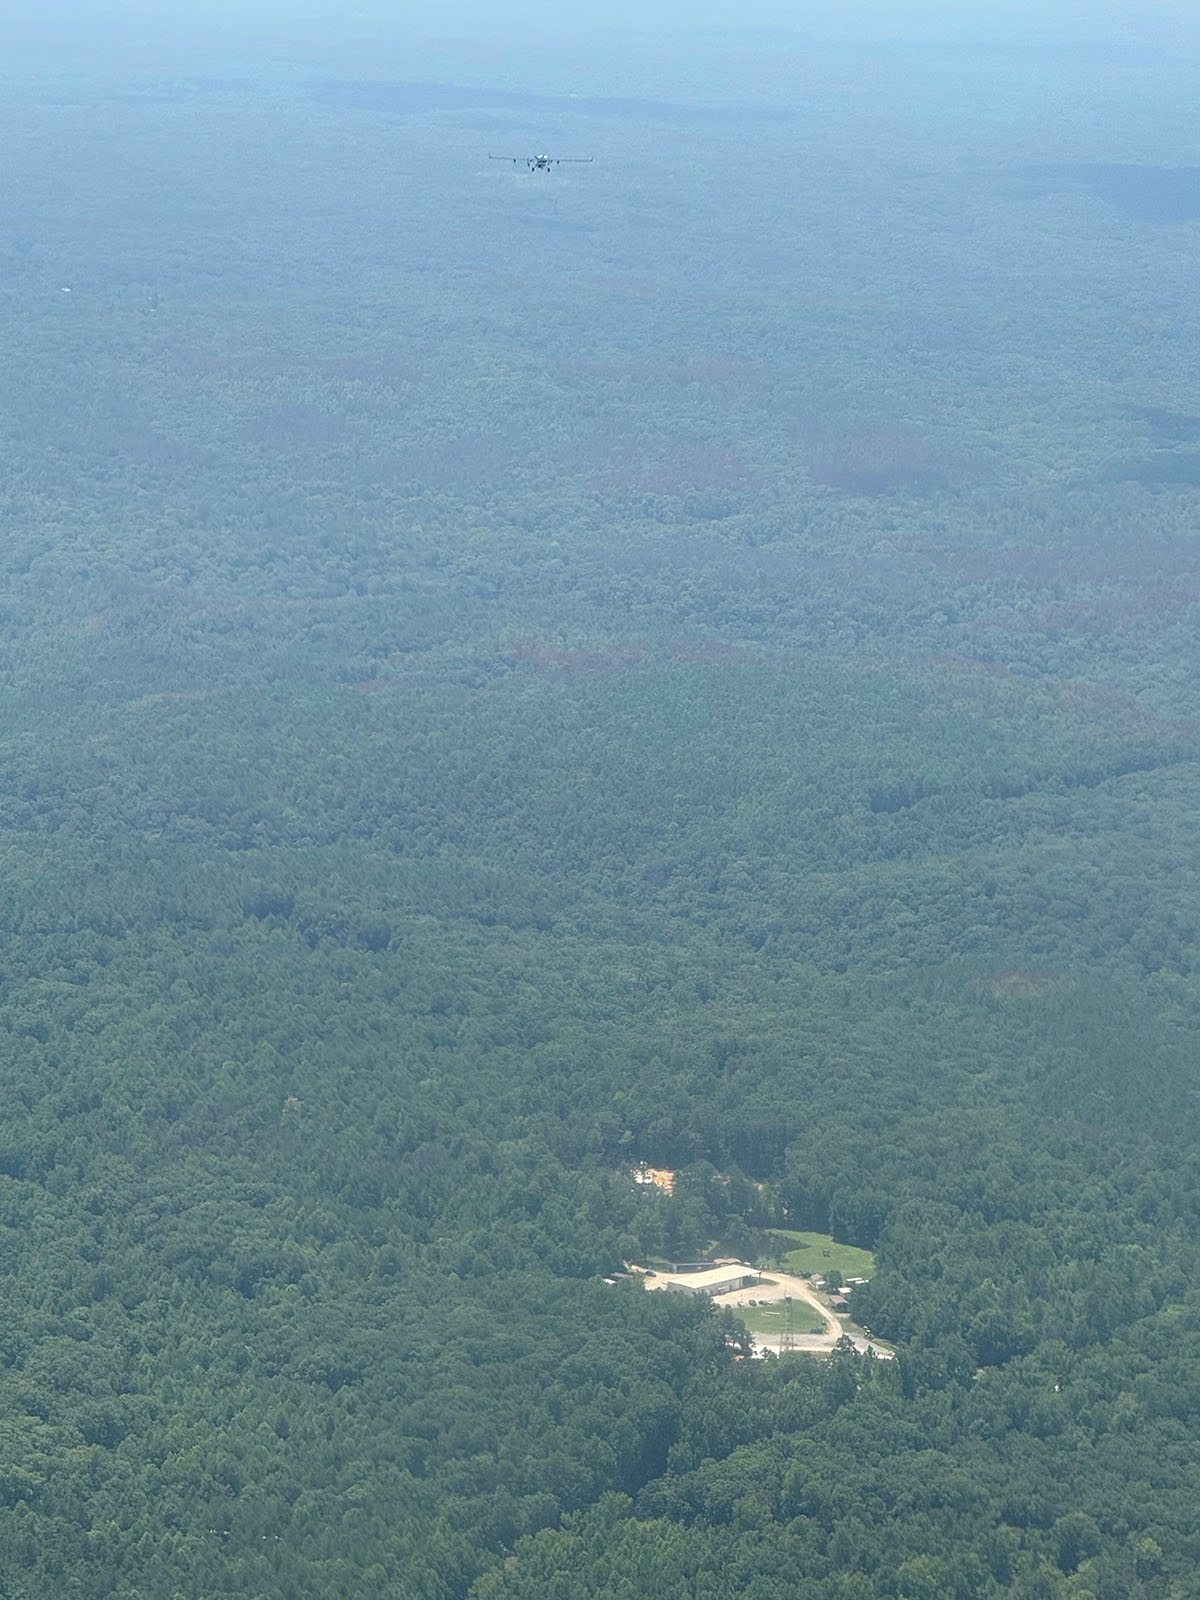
[770,1230,876,1281]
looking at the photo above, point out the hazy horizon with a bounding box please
[9,0,1200,67]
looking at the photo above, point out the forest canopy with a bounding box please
[0,16,1199,1600]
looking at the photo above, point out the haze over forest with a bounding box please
[2,5,1200,1598]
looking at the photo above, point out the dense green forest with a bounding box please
[2,14,1200,1598]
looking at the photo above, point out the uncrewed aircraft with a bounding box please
[490,153,593,172]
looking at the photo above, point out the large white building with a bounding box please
[646,1265,761,1297]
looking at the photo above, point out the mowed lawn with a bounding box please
[772,1230,876,1281]
[732,1301,828,1338]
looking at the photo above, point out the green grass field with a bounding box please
[769,1231,876,1282]
[730,1302,828,1338]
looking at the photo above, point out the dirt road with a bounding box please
[713,1271,894,1360]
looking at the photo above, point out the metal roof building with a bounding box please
[646,1265,761,1297]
